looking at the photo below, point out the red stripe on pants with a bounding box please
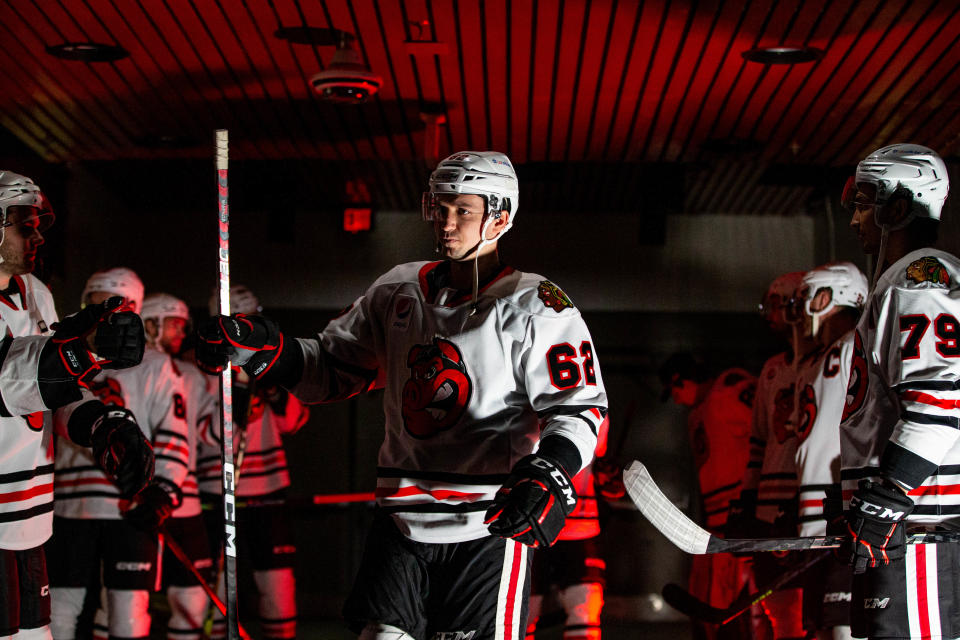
[503,541,523,640]
[916,545,931,639]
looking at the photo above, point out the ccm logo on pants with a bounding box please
[115,562,152,572]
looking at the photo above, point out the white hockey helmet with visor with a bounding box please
[853,144,949,224]
[422,151,519,240]
[82,267,145,313]
[800,262,867,336]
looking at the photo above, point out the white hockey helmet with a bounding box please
[141,293,191,326]
[208,284,262,316]
[0,172,54,263]
[800,262,868,336]
[82,267,145,313]
[422,151,520,238]
[854,144,949,223]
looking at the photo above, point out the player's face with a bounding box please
[433,193,495,261]
[0,205,45,276]
[849,183,882,254]
[159,317,188,355]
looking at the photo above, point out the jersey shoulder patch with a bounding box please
[904,255,951,287]
[536,280,574,313]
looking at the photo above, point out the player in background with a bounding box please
[197,285,307,640]
[660,352,756,640]
[840,144,958,639]
[524,417,624,640]
[0,172,152,639]
[728,271,816,640]
[196,151,606,640]
[141,293,216,640]
[790,263,867,640]
[49,269,190,640]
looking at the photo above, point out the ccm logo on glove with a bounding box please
[849,495,908,521]
[530,457,575,508]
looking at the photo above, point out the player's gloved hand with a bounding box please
[593,457,625,500]
[123,480,179,532]
[90,408,155,499]
[485,454,577,548]
[52,295,145,370]
[845,479,914,574]
[195,314,300,386]
[725,489,763,540]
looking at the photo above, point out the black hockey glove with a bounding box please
[89,407,155,499]
[195,314,301,387]
[38,297,145,409]
[51,296,145,369]
[593,457,625,500]
[485,454,578,548]
[123,479,180,532]
[845,479,914,574]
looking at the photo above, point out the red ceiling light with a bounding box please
[742,46,823,64]
[46,42,129,62]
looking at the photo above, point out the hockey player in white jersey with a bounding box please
[141,293,216,640]
[0,172,153,639]
[728,270,814,640]
[792,263,867,640]
[196,151,606,640]
[840,144,959,639]
[197,285,306,640]
[49,270,191,640]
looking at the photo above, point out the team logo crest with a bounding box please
[772,384,796,443]
[90,378,125,407]
[401,338,472,439]
[537,281,573,312]
[906,256,950,287]
[796,384,817,442]
[842,330,868,423]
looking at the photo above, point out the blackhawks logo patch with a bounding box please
[537,280,573,312]
[906,256,950,287]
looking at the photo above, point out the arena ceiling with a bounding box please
[1,0,959,214]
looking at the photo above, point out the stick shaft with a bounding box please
[215,129,241,640]
[624,461,960,554]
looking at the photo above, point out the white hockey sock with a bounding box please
[253,568,296,639]
[11,626,53,640]
[558,582,604,639]
[167,585,209,640]
[49,587,85,640]
[106,589,151,639]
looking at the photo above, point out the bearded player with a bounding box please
[196,151,606,640]
[0,172,152,639]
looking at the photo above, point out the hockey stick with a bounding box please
[623,461,960,553]
[215,129,241,640]
[161,527,252,640]
[662,551,831,625]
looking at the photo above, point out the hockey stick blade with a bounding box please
[662,551,831,625]
[623,461,960,553]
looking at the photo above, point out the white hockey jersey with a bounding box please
[292,261,606,544]
[0,274,60,550]
[170,356,217,517]
[54,348,190,519]
[840,248,960,527]
[794,331,854,536]
[745,352,801,525]
[196,378,308,500]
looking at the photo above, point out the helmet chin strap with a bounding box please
[469,216,500,315]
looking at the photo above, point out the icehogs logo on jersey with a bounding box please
[906,256,950,287]
[401,338,472,439]
[23,411,43,432]
[537,280,573,312]
[842,330,868,423]
[90,378,125,407]
[796,384,817,442]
